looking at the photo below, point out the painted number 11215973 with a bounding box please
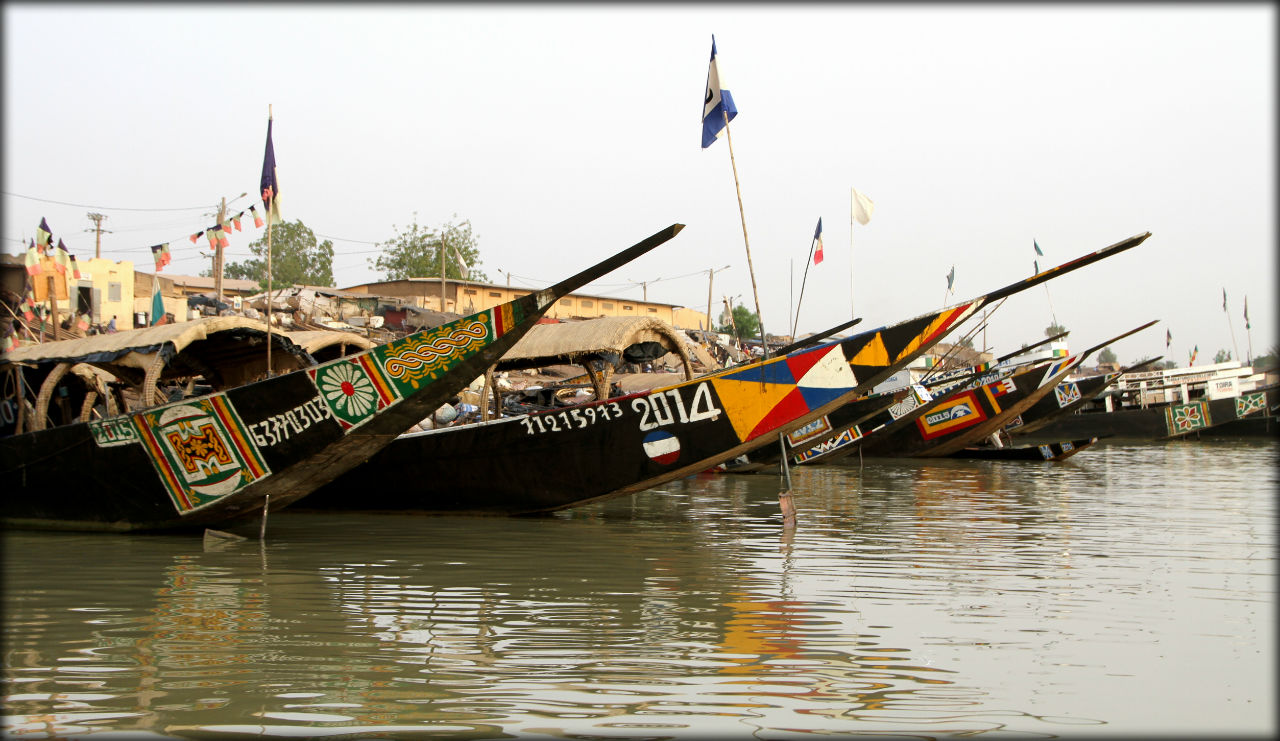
[519,401,624,435]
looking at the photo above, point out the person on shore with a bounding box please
[107,315,117,333]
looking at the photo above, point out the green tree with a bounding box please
[220,219,335,290]
[1097,347,1118,364]
[370,214,488,283]
[1213,349,1232,364]
[1045,322,1067,337]
[1252,345,1278,371]
[718,304,760,343]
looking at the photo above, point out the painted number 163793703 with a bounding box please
[519,401,624,435]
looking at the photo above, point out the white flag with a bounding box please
[851,187,875,226]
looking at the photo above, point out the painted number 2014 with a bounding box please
[632,383,721,431]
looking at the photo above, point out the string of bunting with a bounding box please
[22,202,266,284]
[15,204,267,327]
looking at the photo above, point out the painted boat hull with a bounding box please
[1018,385,1280,442]
[950,436,1099,461]
[1,224,686,531]
[302,303,982,514]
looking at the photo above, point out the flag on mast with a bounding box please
[1244,296,1250,329]
[24,239,39,276]
[35,218,51,250]
[1222,287,1227,312]
[812,218,824,265]
[946,265,956,292]
[1166,328,1172,348]
[851,188,875,225]
[261,116,282,224]
[1034,239,1044,256]
[701,35,738,149]
[151,276,165,326]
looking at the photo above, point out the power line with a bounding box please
[3,191,210,212]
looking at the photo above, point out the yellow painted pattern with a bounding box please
[709,375,798,442]
[848,333,890,367]
[893,307,963,362]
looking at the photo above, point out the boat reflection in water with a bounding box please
[3,441,1273,737]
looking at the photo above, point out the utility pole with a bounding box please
[439,235,448,312]
[86,213,109,259]
[705,264,730,336]
[213,197,227,308]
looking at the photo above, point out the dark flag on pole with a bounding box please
[260,117,282,224]
[1244,296,1250,330]
[1222,287,1227,312]
[1166,328,1172,348]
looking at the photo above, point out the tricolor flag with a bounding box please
[217,225,229,248]
[20,295,36,321]
[1244,296,1250,330]
[851,188,875,226]
[69,254,81,280]
[701,36,738,149]
[151,243,170,271]
[24,239,39,276]
[206,229,219,249]
[250,204,264,229]
[190,231,202,244]
[53,239,70,275]
[812,217,824,265]
[36,218,51,250]
[260,115,282,224]
[1034,239,1044,256]
[946,265,956,292]
[1189,344,1198,365]
[232,213,243,232]
[151,280,165,326]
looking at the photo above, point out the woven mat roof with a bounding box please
[496,316,690,371]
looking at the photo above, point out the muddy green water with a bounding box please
[3,439,1274,738]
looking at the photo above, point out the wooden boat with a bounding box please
[299,303,982,514]
[300,232,1153,515]
[792,321,1156,461]
[1001,356,1161,438]
[949,436,1100,461]
[1021,382,1280,442]
[858,322,1155,458]
[729,332,1074,472]
[0,224,685,531]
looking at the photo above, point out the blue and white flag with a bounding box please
[701,35,738,149]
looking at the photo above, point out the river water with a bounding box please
[3,439,1275,739]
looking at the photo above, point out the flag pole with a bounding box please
[788,258,793,341]
[849,189,855,321]
[720,111,769,359]
[792,230,818,339]
[1245,296,1253,365]
[265,105,274,377]
[1223,289,1240,363]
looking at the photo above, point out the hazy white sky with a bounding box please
[4,3,1274,365]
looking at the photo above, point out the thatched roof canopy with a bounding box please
[3,317,369,390]
[495,316,691,374]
